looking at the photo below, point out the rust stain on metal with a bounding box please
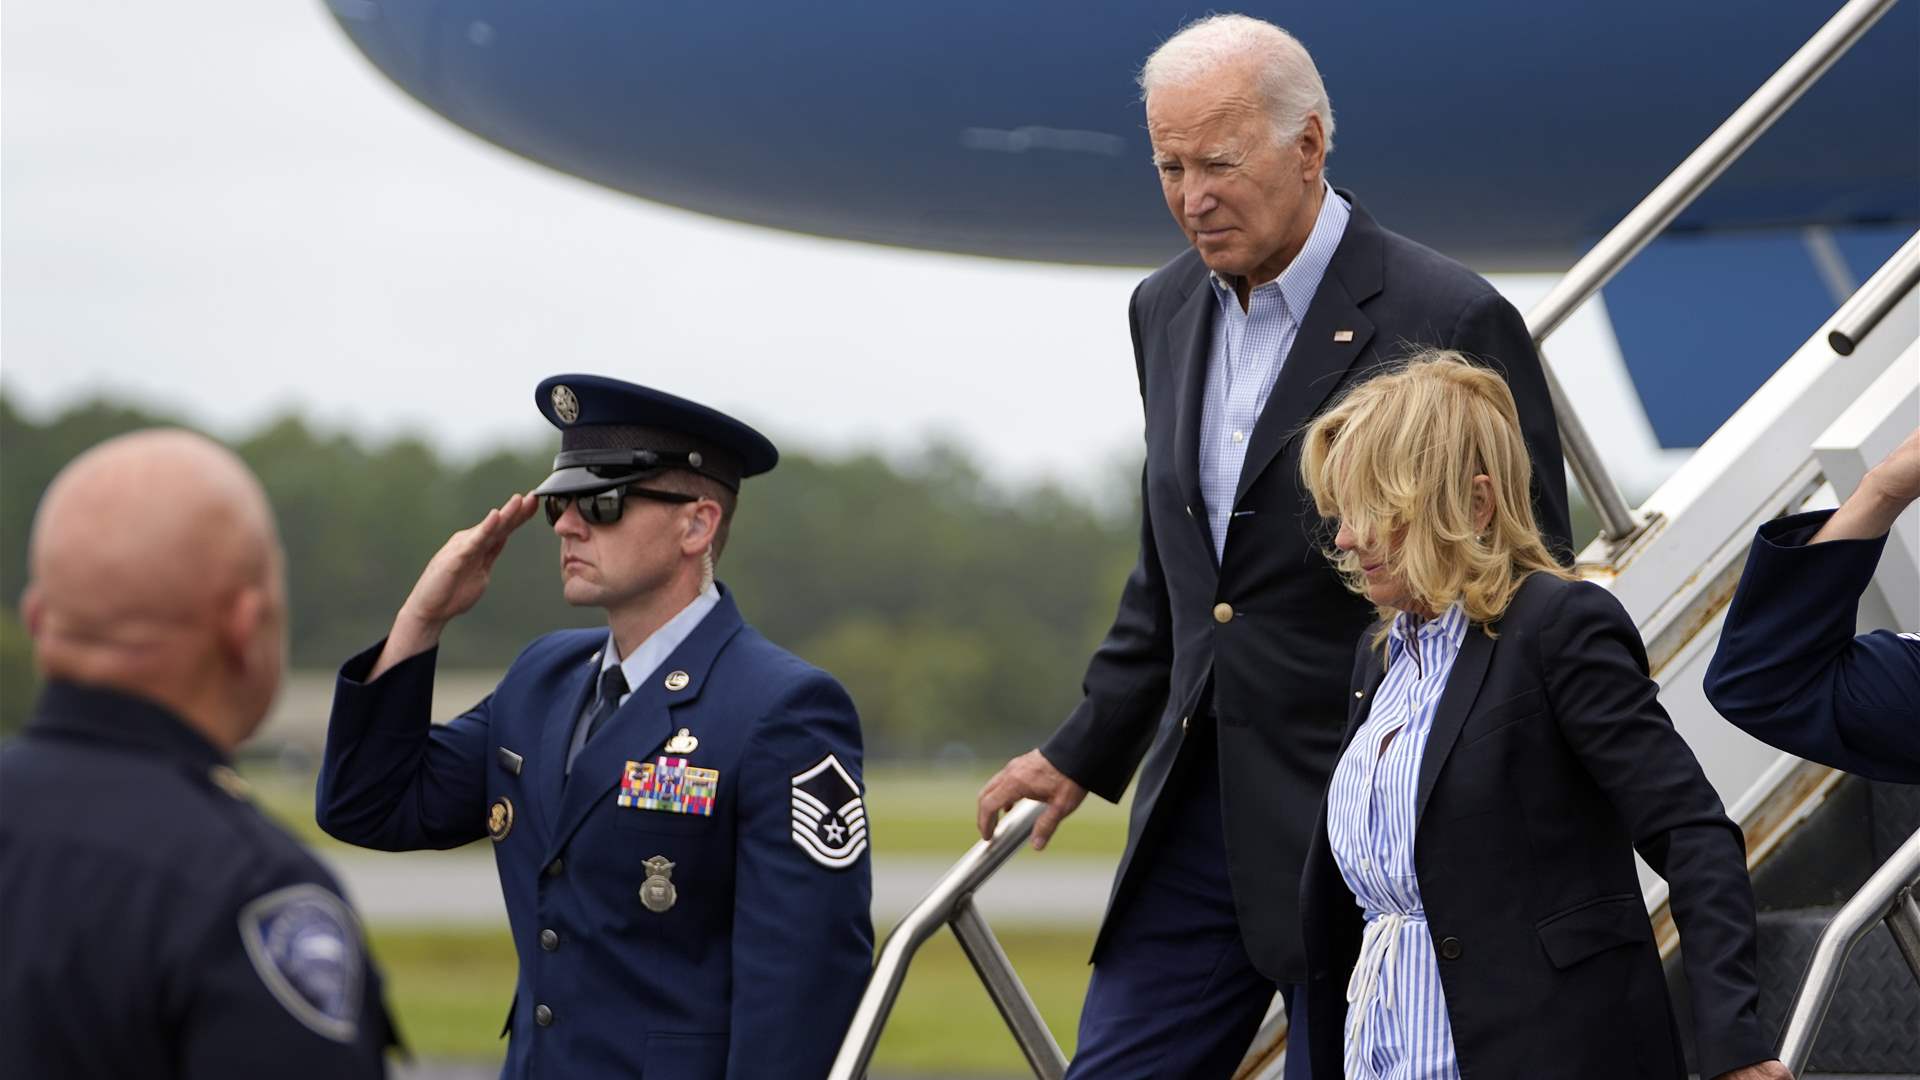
[1594,510,1669,576]
[1742,762,1844,868]
[1650,900,1681,958]
[1573,564,1617,586]
[1646,557,1746,678]
[1234,1030,1287,1080]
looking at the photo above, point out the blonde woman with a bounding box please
[1294,353,1788,1080]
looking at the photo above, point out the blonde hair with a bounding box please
[1300,350,1571,647]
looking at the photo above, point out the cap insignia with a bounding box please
[551,385,581,424]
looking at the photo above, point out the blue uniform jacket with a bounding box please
[317,588,874,1079]
[1,681,394,1078]
[1705,509,1920,782]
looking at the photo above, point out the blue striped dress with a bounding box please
[1326,603,1469,1079]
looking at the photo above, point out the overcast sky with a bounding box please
[2,0,1614,500]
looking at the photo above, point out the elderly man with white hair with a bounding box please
[976,14,1570,1077]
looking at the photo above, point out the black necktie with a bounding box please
[583,666,630,745]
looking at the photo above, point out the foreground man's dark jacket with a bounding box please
[0,681,395,1079]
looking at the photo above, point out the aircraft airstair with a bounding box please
[832,0,1920,1075]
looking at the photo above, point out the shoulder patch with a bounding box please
[791,754,868,869]
[238,883,365,1043]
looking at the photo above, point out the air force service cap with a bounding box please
[532,374,779,496]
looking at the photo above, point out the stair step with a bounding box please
[1754,907,1920,1074]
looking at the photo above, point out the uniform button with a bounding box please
[544,857,565,877]
[1181,715,1190,731]
[539,928,559,951]
[1439,936,1463,960]
[1213,602,1234,624]
[534,1004,553,1026]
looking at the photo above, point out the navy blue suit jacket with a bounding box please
[1706,509,1920,782]
[1041,193,1571,982]
[318,588,873,1080]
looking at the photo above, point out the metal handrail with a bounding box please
[1534,347,1642,547]
[1829,230,1920,355]
[829,799,1067,1080]
[1523,0,1902,543]
[1778,826,1920,1073]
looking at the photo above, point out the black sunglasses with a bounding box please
[543,485,699,526]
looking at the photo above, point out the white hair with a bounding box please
[1138,14,1335,154]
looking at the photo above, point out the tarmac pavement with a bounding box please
[322,848,1115,928]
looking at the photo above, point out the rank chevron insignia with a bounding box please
[790,754,868,869]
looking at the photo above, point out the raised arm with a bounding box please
[369,493,539,679]
[1706,428,1920,780]
[316,493,538,850]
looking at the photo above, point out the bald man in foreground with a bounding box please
[0,430,395,1078]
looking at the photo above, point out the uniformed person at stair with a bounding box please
[1,430,396,1079]
[1707,425,1920,782]
[317,375,873,1079]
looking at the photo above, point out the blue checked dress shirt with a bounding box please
[1327,603,1469,1080]
[1197,183,1350,561]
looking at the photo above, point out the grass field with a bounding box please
[246,763,1134,860]
[863,766,1132,859]
[370,922,1096,1072]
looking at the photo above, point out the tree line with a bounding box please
[0,394,1140,759]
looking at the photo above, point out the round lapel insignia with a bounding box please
[664,670,690,692]
[639,855,677,913]
[550,385,580,424]
[487,796,515,842]
[664,728,699,755]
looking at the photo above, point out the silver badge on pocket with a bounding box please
[639,855,677,913]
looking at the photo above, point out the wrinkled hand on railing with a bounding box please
[976,749,1088,851]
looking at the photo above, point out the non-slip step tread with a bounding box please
[1754,909,1920,1073]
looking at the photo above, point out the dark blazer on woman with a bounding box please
[1300,572,1774,1079]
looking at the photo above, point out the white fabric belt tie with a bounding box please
[1346,911,1415,1022]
